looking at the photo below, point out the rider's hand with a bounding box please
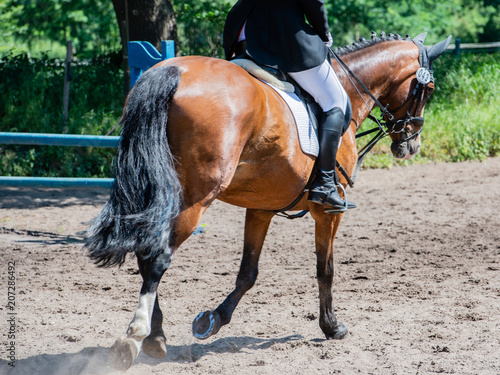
[325,32,333,48]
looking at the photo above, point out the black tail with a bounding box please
[85,65,182,267]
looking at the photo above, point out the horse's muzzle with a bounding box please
[391,141,409,159]
[391,138,421,160]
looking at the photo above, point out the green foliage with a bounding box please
[0,0,120,57]
[423,53,500,162]
[479,0,500,42]
[0,52,123,177]
[1,0,498,58]
[174,0,234,57]
[361,52,500,168]
[326,0,497,46]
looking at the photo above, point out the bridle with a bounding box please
[382,42,433,144]
[330,39,434,186]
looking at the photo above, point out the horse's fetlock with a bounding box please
[236,274,257,289]
[127,318,151,340]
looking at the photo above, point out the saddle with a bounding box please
[231,56,322,133]
[231,55,352,136]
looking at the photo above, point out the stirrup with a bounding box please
[308,183,355,214]
[325,184,357,214]
[324,183,349,213]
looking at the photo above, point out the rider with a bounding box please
[223,0,355,213]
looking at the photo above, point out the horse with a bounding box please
[85,32,451,370]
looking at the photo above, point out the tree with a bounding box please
[111,0,177,51]
[174,0,234,57]
[326,0,498,46]
[2,0,120,56]
[110,0,177,94]
[478,0,500,42]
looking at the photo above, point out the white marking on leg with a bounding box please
[127,292,157,340]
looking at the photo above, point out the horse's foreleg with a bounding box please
[192,209,274,340]
[314,214,348,339]
[110,251,172,370]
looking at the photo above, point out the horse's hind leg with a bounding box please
[110,203,211,370]
[142,295,167,358]
[140,203,211,358]
[110,250,173,370]
[192,209,274,339]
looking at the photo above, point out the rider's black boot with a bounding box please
[308,107,356,213]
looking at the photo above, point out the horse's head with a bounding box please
[383,33,452,159]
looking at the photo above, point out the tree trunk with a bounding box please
[112,0,177,49]
[112,0,177,96]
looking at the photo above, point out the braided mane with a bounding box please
[334,31,412,56]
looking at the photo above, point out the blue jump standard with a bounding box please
[0,133,120,148]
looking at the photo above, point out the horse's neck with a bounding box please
[337,41,415,129]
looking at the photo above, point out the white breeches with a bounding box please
[238,22,247,42]
[289,60,348,113]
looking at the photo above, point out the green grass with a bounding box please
[360,52,500,168]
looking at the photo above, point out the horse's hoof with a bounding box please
[192,310,221,340]
[142,335,167,359]
[325,322,348,340]
[109,336,140,371]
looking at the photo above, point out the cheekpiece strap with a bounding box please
[413,40,433,83]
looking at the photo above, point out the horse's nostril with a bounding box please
[408,141,421,156]
[391,141,408,159]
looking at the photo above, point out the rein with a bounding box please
[330,40,432,185]
[273,40,434,219]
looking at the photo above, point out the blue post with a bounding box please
[128,40,175,88]
[161,40,175,60]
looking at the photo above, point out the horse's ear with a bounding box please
[413,32,428,45]
[427,35,453,63]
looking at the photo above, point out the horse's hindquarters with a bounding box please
[164,57,315,211]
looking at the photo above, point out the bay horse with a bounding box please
[86,32,451,370]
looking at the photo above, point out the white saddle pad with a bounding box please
[263,81,319,157]
[231,59,319,156]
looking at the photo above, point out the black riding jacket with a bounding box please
[223,0,331,72]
